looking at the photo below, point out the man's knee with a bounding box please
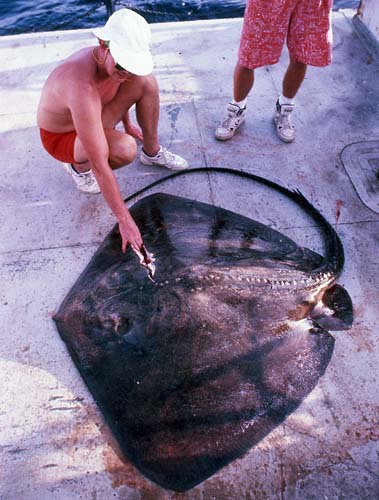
[140,74,159,97]
[109,133,137,169]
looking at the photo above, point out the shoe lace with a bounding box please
[221,106,243,129]
[159,147,175,163]
[278,106,294,130]
[80,171,97,188]
[85,175,94,187]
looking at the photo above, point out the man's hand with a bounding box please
[119,216,143,253]
[123,119,143,141]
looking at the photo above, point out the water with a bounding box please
[0,0,360,36]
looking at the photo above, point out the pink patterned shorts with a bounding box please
[238,0,333,69]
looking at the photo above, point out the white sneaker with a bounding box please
[140,146,188,171]
[62,163,101,194]
[274,100,295,143]
[215,103,246,141]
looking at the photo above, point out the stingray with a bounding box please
[53,168,353,492]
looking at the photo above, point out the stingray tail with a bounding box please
[290,188,344,277]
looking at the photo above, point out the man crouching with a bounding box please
[37,8,188,253]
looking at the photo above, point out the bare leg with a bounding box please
[282,58,307,99]
[134,76,160,156]
[274,58,306,143]
[101,74,161,157]
[73,129,137,173]
[233,62,255,102]
[101,76,146,127]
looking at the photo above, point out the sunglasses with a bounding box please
[114,62,127,71]
[103,41,128,72]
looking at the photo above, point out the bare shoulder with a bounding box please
[46,47,97,98]
[37,47,99,129]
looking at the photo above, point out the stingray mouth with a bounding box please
[154,264,336,297]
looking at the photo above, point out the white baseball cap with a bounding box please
[92,8,154,76]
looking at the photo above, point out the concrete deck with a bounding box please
[1,10,379,500]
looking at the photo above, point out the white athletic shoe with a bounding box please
[274,99,295,143]
[62,163,101,194]
[215,103,246,141]
[140,146,188,171]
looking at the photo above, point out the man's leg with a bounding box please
[282,58,307,99]
[278,0,332,143]
[233,62,255,103]
[134,76,161,157]
[73,129,137,172]
[274,58,307,143]
[102,74,187,170]
[62,129,137,195]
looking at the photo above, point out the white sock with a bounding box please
[70,163,90,176]
[143,146,162,158]
[279,94,295,106]
[231,98,247,109]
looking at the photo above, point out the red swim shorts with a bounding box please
[238,0,333,69]
[39,128,77,164]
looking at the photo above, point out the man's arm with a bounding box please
[69,83,142,252]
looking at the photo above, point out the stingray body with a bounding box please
[54,169,353,491]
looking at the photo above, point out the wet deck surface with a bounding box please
[1,10,379,500]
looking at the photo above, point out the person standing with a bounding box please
[215,0,333,143]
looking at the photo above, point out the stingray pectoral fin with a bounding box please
[311,284,353,331]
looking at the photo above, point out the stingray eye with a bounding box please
[101,313,133,336]
[116,318,132,336]
[111,316,132,336]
